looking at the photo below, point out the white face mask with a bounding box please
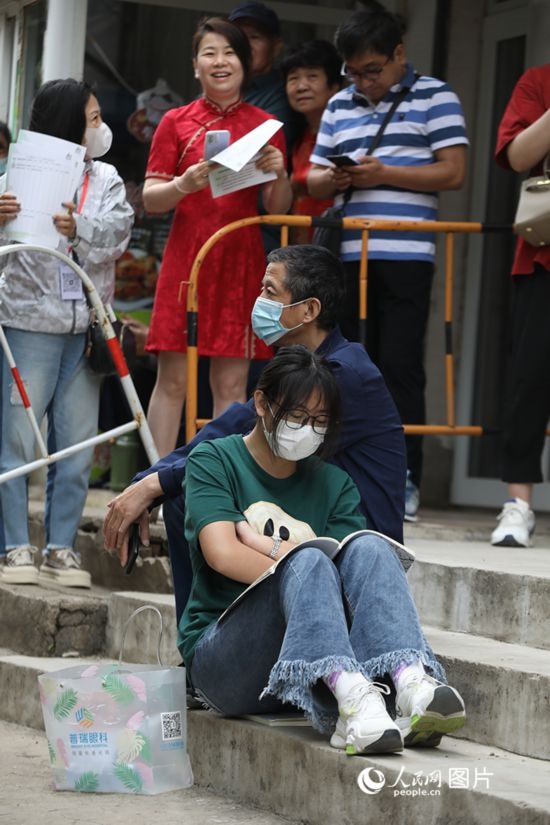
[85,122,113,158]
[262,415,326,461]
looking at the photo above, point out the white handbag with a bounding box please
[514,155,550,247]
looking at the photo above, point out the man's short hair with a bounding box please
[266,245,346,331]
[281,39,342,88]
[335,7,406,61]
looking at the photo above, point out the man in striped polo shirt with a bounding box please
[308,6,468,521]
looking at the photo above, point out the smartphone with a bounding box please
[125,523,140,575]
[204,130,230,161]
[327,154,358,167]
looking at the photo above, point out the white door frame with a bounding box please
[451,4,550,511]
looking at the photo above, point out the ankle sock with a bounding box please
[324,670,369,704]
[391,659,425,694]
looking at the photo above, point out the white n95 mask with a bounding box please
[85,122,113,158]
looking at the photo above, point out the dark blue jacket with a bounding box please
[135,328,406,542]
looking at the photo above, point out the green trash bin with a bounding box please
[110,431,141,492]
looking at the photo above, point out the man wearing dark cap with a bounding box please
[229,1,301,171]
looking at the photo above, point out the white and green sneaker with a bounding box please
[330,681,403,755]
[396,674,466,747]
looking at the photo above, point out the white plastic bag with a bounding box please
[38,605,193,794]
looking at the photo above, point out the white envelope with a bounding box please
[209,119,283,172]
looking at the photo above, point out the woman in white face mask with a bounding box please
[0,79,133,589]
[180,344,466,756]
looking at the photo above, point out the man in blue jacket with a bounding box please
[103,245,406,622]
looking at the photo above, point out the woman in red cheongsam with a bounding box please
[143,16,292,456]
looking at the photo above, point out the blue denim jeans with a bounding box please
[0,328,100,550]
[189,535,445,733]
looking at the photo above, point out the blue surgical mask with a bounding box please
[251,296,308,346]
[0,157,7,175]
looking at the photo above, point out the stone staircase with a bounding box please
[1,494,549,824]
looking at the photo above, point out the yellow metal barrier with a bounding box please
[185,214,505,443]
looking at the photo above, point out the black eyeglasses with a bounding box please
[268,402,329,435]
[341,56,391,82]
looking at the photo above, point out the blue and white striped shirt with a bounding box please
[310,64,468,262]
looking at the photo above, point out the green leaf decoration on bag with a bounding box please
[102,673,136,705]
[116,728,147,763]
[113,761,143,793]
[53,687,78,720]
[47,740,56,765]
[74,772,100,792]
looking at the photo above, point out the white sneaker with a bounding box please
[491,498,535,547]
[0,545,39,585]
[404,470,419,522]
[39,548,91,588]
[330,681,403,755]
[395,674,466,747]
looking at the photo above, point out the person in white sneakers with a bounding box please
[491,64,550,548]
[491,492,535,548]
[145,346,465,755]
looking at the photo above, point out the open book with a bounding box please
[218,529,415,623]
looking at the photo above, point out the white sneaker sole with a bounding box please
[39,566,91,588]
[1,566,39,585]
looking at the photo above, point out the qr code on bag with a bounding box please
[161,711,182,741]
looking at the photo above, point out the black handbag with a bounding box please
[85,314,124,376]
[86,313,139,376]
[312,78,418,255]
[312,194,352,255]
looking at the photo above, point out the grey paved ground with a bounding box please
[0,721,298,825]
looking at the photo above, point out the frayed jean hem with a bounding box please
[260,655,359,733]
[359,647,447,685]
[261,649,447,734]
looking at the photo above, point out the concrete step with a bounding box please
[27,496,174,595]
[5,581,548,761]
[0,583,175,663]
[428,625,550,760]
[107,592,550,760]
[408,539,550,649]
[0,652,548,825]
[0,580,107,657]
